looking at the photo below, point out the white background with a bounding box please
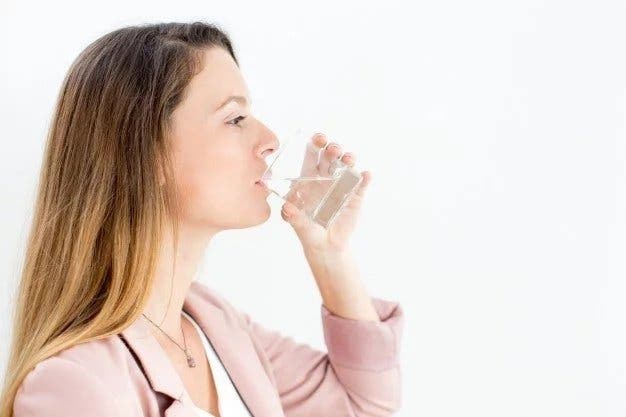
[1,1,625,416]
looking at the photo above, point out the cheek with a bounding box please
[173,141,251,215]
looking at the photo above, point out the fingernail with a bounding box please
[283,203,294,217]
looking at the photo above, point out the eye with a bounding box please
[227,115,247,127]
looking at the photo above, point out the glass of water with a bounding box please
[260,128,363,228]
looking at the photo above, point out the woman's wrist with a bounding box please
[303,247,380,322]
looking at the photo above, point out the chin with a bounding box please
[226,201,272,230]
[249,204,272,227]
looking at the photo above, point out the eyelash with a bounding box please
[228,115,247,128]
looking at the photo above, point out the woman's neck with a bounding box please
[141,221,216,337]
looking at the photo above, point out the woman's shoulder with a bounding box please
[19,281,242,391]
[14,335,132,416]
[19,334,133,387]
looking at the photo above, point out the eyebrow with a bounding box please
[216,95,250,111]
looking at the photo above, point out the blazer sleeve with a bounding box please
[13,356,123,417]
[238,296,404,417]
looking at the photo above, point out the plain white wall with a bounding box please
[1,1,624,416]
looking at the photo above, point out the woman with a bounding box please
[0,22,404,417]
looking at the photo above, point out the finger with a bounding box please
[312,133,328,149]
[354,170,372,197]
[300,133,327,177]
[281,200,307,232]
[340,152,355,167]
[317,142,342,176]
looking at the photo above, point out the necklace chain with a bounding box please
[142,312,197,368]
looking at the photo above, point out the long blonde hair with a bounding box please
[0,21,239,417]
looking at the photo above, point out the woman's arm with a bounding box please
[236,291,404,417]
[270,139,403,415]
[236,298,404,417]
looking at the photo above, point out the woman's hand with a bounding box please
[280,133,372,254]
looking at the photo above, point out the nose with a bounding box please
[256,124,280,160]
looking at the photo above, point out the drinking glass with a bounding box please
[260,128,363,228]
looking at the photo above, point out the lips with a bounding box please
[255,179,270,192]
[255,168,272,185]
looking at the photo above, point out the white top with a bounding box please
[181,310,251,417]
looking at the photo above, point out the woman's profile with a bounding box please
[0,21,404,417]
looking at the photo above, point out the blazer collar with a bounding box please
[119,281,284,417]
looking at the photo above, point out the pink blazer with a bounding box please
[13,280,404,417]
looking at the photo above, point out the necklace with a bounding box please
[142,313,197,368]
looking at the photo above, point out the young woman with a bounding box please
[0,22,404,417]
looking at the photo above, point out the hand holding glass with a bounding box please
[260,129,363,228]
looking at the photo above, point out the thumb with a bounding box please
[281,200,308,232]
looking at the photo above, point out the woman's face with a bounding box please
[167,47,279,231]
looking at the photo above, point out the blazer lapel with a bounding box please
[119,281,284,417]
[119,314,196,417]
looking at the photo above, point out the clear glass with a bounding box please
[260,129,363,228]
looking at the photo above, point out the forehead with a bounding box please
[188,47,249,107]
